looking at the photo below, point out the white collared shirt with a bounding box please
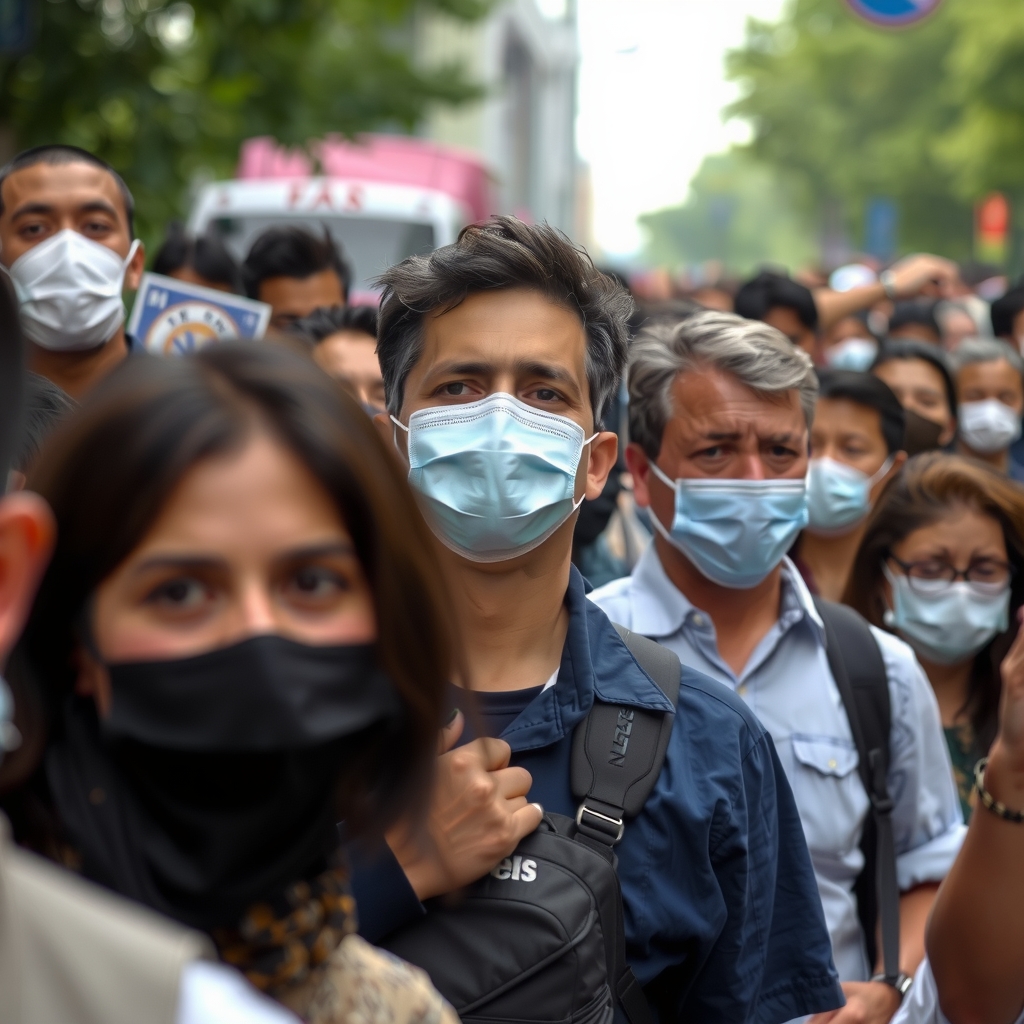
[590,545,966,982]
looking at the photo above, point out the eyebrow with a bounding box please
[10,199,121,222]
[698,430,802,444]
[131,542,355,577]
[427,358,584,398]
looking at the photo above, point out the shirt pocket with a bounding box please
[789,734,868,863]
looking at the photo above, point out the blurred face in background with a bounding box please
[314,328,386,412]
[957,358,1024,417]
[874,357,956,446]
[764,304,816,357]
[260,269,346,331]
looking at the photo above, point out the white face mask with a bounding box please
[3,230,139,351]
[958,399,1022,455]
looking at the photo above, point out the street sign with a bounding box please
[843,0,941,28]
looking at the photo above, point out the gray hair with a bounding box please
[949,337,1024,379]
[628,310,818,459]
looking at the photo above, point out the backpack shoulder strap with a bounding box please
[812,597,899,982]
[570,625,680,847]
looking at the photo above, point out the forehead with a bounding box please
[669,365,805,429]
[420,287,586,369]
[1,160,128,225]
[875,358,944,392]
[815,396,884,440]
[959,358,1022,387]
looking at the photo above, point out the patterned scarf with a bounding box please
[214,863,357,996]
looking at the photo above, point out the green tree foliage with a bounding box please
[0,0,491,242]
[639,150,816,275]
[725,0,1024,264]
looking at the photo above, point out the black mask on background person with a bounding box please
[46,634,402,929]
[902,408,946,456]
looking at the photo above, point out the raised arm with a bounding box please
[926,614,1024,1024]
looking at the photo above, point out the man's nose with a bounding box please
[735,452,768,480]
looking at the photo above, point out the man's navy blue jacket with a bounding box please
[354,567,842,1023]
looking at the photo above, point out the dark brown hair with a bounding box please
[376,215,633,424]
[21,343,457,837]
[844,451,1024,741]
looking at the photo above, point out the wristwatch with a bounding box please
[879,269,899,300]
[871,972,913,1003]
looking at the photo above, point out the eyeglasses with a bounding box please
[887,554,1015,596]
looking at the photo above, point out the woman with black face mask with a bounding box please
[5,343,459,1024]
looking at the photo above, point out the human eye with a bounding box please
[436,381,472,397]
[143,576,212,613]
[18,220,48,240]
[531,387,563,403]
[282,564,350,608]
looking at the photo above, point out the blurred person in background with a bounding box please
[374,218,842,1023]
[7,343,459,1024]
[289,305,384,413]
[913,606,1024,1024]
[935,299,983,351]
[791,370,905,600]
[821,312,879,372]
[844,453,1024,823]
[243,227,350,331]
[152,221,243,294]
[949,339,1024,482]
[991,284,1024,351]
[734,268,819,355]
[591,311,963,1024]
[0,145,145,399]
[887,300,941,345]
[872,342,958,451]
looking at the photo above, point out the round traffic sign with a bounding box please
[844,0,941,27]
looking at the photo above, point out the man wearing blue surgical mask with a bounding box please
[0,145,145,399]
[791,370,907,601]
[591,311,965,1024]
[362,217,843,1024]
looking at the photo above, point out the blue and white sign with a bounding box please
[844,0,941,28]
[127,273,271,356]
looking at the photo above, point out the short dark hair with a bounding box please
[289,304,378,345]
[871,340,958,418]
[242,226,352,302]
[152,221,242,294]
[0,145,135,237]
[376,216,633,424]
[15,373,76,473]
[22,344,456,842]
[991,286,1024,338]
[816,369,905,455]
[734,270,818,330]
[888,299,940,340]
[0,280,22,481]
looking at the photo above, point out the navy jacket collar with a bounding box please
[504,566,676,752]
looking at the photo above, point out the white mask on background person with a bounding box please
[3,229,139,351]
[824,337,878,372]
[958,399,1022,454]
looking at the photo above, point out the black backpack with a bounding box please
[812,598,901,984]
[382,626,681,1024]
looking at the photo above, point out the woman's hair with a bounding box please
[844,451,1024,742]
[21,343,457,837]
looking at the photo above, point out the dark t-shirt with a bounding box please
[461,685,545,738]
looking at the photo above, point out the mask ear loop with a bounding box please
[390,414,409,459]
[570,433,600,512]
[641,459,681,539]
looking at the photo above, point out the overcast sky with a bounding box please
[576,0,787,260]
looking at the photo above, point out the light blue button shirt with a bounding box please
[590,544,966,983]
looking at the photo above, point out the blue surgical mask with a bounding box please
[648,463,808,589]
[883,566,1010,665]
[393,393,594,562]
[806,456,893,534]
[824,337,878,372]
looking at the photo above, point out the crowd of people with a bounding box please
[1,142,1024,1024]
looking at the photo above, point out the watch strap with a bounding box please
[871,971,913,1002]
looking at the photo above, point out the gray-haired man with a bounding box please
[591,311,965,1024]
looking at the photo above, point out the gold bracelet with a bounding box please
[974,757,1024,824]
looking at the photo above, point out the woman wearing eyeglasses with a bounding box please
[844,452,1024,820]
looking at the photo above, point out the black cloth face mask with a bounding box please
[46,634,403,929]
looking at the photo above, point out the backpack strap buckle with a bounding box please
[575,802,625,845]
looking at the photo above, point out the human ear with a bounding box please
[625,443,653,509]
[0,492,55,667]
[124,240,146,291]
[583,431,618,501]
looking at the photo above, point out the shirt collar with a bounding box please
[503,565,676,752]
[626,543,825,640]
